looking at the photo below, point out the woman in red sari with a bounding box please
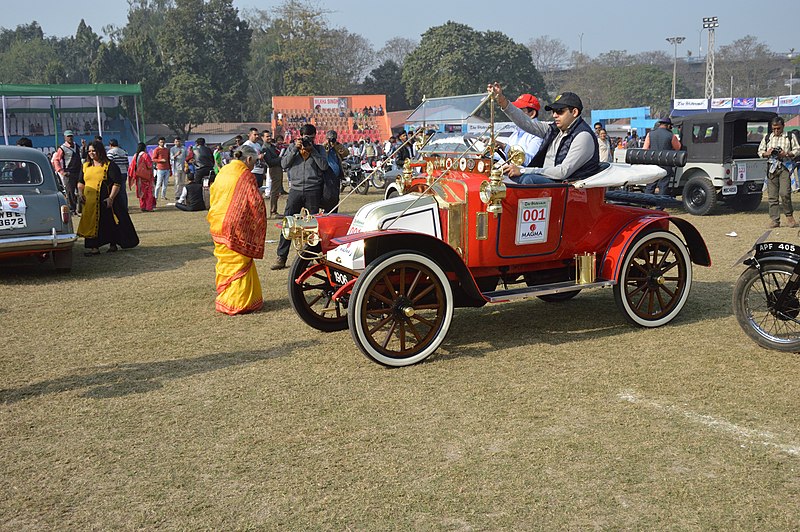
[207,145,267,315]
[128,142,156,212]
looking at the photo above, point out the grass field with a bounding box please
[2,188,799,529]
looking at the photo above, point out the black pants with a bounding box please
[253,171,265,188]
[276,188,321,260]
[62,173,79,213]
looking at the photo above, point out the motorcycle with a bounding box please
[733,231,800,352]
[340,156,370,195]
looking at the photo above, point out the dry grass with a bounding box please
[1,189,799,529]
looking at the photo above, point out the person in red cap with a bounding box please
[487,82,600,184]
[494,93,543,166]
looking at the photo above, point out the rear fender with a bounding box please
[362,232,486,305]
[600,215,711,281]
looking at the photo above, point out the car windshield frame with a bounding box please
[405,93,489,124]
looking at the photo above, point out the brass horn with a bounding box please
[507,145,526,166]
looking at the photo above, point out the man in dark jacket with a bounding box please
[488,83,599,184]
[271,123,329,270]
[261,130,284,217]
[321,129,350,214]
[192,137,215,184]
[643,117,681,195]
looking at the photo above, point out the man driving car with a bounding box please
[487,83,599,184]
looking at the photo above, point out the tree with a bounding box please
[0,38,60,84]
[0,22,45,53]
[157,0,251,129]
[156,72,212,135]
[402,22,546,107]
[244,0,376,120]
[361,60,409,111]
[527,35,568,92]
[717,35,776,97]
[376,37,418,68]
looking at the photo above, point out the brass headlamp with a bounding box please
[281,208,319,248]
[479,167,506,215]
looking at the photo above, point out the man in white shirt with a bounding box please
[494,93,543,166]
[242,127,265,188]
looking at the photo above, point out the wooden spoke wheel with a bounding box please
[288,248,348,332]
[348,251,453,367]
[613,230,692,327]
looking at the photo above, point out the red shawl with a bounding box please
[212,167,267,258]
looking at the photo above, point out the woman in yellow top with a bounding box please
[77,140,139,255]
[207,145,267,315]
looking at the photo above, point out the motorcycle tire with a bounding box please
[733,262,800,352]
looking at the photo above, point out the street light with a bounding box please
[666,36,686,101]
[703,17,719,98]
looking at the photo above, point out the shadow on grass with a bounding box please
[0,341,313,404]
[434,280,732,361]
[0,240,214,284]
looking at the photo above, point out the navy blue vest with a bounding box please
[529,117,600,180]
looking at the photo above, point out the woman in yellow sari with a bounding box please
[207,145,267,315]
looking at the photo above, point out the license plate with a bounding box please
[331,269,352,286]
[722,185,738,195]
[0,210,26,229]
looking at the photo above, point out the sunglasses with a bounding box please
[552,107,572,115]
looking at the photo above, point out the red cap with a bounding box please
[512,94,540,111]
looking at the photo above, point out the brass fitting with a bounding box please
[281,208,320,249]
[479,167,506,215]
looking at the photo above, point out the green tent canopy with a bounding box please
[0,84,142,97]
[1,83,145,148]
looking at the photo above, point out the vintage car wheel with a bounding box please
[733,262,800,352]
[537,290,581,303]
[348,251,453,367]
[682,176,717,216]
[287,248,348,332]
[385,188,400,199]
[613,230,692,327]
[52,249,73,273]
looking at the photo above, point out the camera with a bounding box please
[301,136,313,148]
[770,147,782,157]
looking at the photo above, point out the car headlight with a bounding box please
[281,208,319,247]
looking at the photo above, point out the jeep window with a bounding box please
[745,122,769,143]
[0,161,45,186]
[692,124,718,143]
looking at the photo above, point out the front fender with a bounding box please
[359,231,486,306]
[599,215,711,281]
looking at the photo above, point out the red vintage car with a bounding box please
[282,94,711,366]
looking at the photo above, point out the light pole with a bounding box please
[579,33,584,55]
[666,36,686,101]
[703,17,719,98]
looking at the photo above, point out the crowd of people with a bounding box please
[35,87,799,317]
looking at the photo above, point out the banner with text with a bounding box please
[674,99,708,110]
[313,97,348,110]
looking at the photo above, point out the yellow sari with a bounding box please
[207,160,267,315]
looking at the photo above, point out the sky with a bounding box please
[4,0,797,59]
